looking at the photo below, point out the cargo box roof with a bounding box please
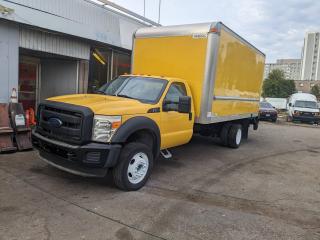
[135,22,265,56]
[135,22,217,38]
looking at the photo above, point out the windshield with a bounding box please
[295,100,318,109]
[260,102,273,109]
[98,76,129,96]
[98,76,167,103]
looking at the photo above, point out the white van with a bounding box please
[287,93,320,124]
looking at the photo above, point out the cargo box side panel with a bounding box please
[132,36,208,118]
[211,28,265,119]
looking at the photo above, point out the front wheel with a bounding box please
[113,142,153,191]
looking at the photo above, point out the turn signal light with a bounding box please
[112,121,121,129]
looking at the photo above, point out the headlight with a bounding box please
[92,115,121,143]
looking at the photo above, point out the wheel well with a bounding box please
[195,118,251,137]
[219,119,251,139]
[126,130,158,158]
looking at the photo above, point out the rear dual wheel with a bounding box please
[220,123,242,149]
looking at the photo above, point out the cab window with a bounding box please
[163,82,187,111]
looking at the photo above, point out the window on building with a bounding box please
[88,48,112,93]
[88,48,131,93]
[112,52,131,79]
[18,61,38,110]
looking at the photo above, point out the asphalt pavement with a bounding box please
[1,122,320,240]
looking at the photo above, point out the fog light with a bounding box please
[84,152,101,164]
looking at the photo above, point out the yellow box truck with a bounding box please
[32,22,265,190]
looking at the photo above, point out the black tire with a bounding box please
[242,124,249,140]
[253,118,259,130]
[220,123,231,146]
[227,124,242,149]
[272,118,277,122]
[113,142,153,191]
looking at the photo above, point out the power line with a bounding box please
[158,0,161,24]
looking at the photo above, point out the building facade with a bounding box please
[294,80,320,93]
[0,0,152,111]
[264,59,301,80]
[301,32,320,81]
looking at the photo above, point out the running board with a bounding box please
[160,149,172,159]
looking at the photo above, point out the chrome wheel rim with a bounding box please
[127,152,149,184]
[236,128,242,145]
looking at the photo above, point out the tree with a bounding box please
[262,69,296,98]
[310,85,320,100]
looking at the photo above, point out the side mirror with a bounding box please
[288,103,292,107]
[178,96,191,113]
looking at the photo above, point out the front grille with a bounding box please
[36,101,94,145]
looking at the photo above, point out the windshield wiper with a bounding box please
[117,94,136,100]
[94,90,106,95]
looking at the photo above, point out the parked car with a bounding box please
[264,97,287,110]
[259,102,277,122]
[287,93,320,124]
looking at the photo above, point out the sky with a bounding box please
[99,0,320,63]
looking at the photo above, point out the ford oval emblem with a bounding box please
[48,118,63,128]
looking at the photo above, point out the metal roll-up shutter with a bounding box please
[19,27,90,60]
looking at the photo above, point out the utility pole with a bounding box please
[158,0,161,24]
[143,0,145,17]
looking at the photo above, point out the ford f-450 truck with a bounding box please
[32,22,265,191]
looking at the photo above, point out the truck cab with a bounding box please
[287,93,320,124]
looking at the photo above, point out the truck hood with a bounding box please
[47,94,152,115]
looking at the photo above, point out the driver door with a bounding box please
[160,82,193,149]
